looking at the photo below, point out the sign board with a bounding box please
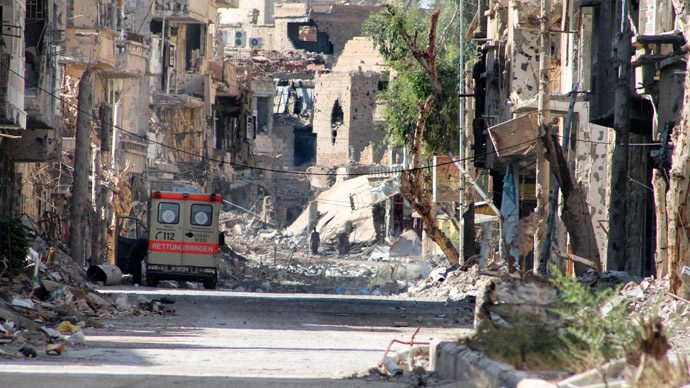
[487,113,539,161]
[433,156,460,202]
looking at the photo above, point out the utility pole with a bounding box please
[458,0,466,265]
[607,0,632,271]
[535,0,551,269]
[70,69,94,267]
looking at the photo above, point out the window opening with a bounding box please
[158,203,180,224]
[330,100,343,145]
[298,26,317,42]
[190,204,213,226]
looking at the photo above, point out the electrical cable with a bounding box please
[5,57,546,177]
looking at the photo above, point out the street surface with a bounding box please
[0,286,472,387]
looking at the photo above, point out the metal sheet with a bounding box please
[487,113,539,160]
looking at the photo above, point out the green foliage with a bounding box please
[0,217,30,271]
[363,2,469,155]
[548,268,635,371]
[466,313,563,370]
[466,269,638,372]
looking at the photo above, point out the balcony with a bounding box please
[106,37,150,78]
[214,0,239,7]
[153,0,217,23]
[62,27,117,69]
[118,138,148,174]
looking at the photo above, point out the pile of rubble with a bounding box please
[0,239,173,360]
[239,49,328,77]
[403,260,690,385]
[407,264,481,301]
[214,206,430,295]
[216,245,417,296]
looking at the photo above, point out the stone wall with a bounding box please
[314,71,382,167]
[314,72,352,166]
[333,37,385,73]
[310,5,379,58]
[253,118,295,167]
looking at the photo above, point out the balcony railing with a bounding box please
[106,39,150,78]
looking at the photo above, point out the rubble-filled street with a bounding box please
[2,225,690,387]
[4,0,690,386]
[0,285,471,388]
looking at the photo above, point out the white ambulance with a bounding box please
[145,191,222,289]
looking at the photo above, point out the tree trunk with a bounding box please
[662,0,690,299]
[70,69,94,267]
[653,169,668,278]
[381,6,460,265]
[399,95,460,265]
[667,83,690,297]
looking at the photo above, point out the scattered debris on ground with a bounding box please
[207,206,434,296]
[0,237,173,360]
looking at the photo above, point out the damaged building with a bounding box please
[214,1,393,231]
[0,0,250,265]
[467,0,685,277]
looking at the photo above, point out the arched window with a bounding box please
[330,100,343,145]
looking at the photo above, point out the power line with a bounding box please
[4,60,544,178]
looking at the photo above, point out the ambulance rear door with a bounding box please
[148,193,185,267]
[180,194,220,268]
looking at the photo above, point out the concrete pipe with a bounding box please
[87,265,122,286]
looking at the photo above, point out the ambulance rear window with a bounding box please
[158,202,180,224]
[191,204,213,226]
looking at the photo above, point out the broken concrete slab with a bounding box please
[286,176,378,243]
[390,230,421,257]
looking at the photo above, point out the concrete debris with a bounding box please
[0,240,170,361]
[382,356,403,375]
[477,277,559,327]
[285,176,378,244]
[241,49,327,78]
[389,230,422,257]
[114,295,130,311]
[383,345,431,374]
[11,298,35,309]
[39,327,65,342]
[65,331,86,346]
[369,246,391,261]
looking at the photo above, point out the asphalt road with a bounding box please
[0,286,473,387]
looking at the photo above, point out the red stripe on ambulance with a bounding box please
[148,240,218,254]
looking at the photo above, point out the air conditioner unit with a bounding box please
[233,30,246,47]
[248,37,263,49]
[220,30,229,46]
[246,115,256,139]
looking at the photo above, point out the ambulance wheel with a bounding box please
[203,276,217,290]
[147,274,160,287]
